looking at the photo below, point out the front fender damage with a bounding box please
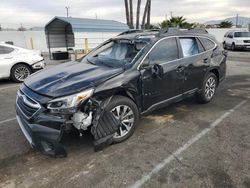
[27,96,120,157]
[90,97,121,151]
[53,96,121,156]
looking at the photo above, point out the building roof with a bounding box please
[45,16,129,33]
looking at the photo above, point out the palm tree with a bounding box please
[141,0,149,29]
[129,0,134,29]
[136,0,141,29]
[124,0,130,27]
[169,16,186,27]
[146,0,151,29]
[160,16,193,29]
[218,21,233,28]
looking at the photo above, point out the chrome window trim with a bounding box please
[137,35,217,70]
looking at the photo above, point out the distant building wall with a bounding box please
[0,28,249,52]
[0,31,121,52]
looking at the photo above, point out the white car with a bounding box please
[223,31,250,51]
[0,42,45,82]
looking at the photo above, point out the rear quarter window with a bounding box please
[0,46,14,54]
[199,38,216,51]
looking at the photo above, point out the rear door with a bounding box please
[0,45,15,78]
[177,37,212,93]
[140,37,185,111]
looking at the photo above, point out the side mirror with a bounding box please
[151,63,164,79]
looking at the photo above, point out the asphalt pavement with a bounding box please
[0,51,249,188]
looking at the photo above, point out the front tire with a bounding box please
[197,72,218,103]
[105,95,139,143]
[223,42,227,49]
[231,43,236,51]
[11,64,31,83]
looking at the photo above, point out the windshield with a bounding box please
[83,40,147,68]
[234,32,250,37]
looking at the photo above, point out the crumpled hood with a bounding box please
[24,61,124,98]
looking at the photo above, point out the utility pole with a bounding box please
[65,6,70,17]
[236,13,239,28]
[170,11,173,18]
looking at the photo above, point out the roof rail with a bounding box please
[159,28,208,35]
[119,29,160,36]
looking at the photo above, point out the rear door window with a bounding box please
[0,46,14,54]
[148,37,179,64]
[199,38,216,51]
[179,37,199,57]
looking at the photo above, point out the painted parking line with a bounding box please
[129,100,247,188]
[0,85,20,91]
[0,118,16,125]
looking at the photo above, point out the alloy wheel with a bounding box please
[14,66,30,81]
[205,76,216,100]
[111,105,135,139]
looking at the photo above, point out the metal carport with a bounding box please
[45,16,129,59]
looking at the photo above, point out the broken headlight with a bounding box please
[47,88,94,113]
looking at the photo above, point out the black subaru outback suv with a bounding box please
[16,29,226,156]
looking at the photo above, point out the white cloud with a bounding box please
[0,0,249,28]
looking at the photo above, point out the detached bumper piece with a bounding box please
[16,115,67,157]
[91,110,120,151]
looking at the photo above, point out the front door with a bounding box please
[139,37,185,112]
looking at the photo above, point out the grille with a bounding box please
[16,90,41,118]
[243,40,250,43]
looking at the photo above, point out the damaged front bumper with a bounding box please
[16,85,120,157]
[16,86,67,157]
[16,106,67,157]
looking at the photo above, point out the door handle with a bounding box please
[176,66,185,73]
[4,57,13,59]
[203,58,209,63]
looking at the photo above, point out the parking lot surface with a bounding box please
[0,52,249,188]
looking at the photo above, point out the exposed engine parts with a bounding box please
[70,97,121,151]
[72,111,93,130]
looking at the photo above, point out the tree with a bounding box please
[218,21,233,28]
[136,0,141,29]
[129,0,134,29]
[124,0,130,28]
[124,0,151,29]
[159,16,194,29]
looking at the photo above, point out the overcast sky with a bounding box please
[0,0,250,28]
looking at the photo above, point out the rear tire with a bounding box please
[197,72,218,103]
[11,64,31,83]
[104,95,139,143]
